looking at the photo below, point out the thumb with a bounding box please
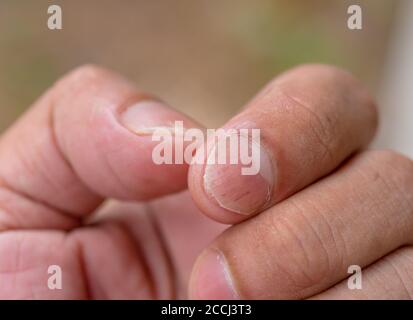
[0,65,200,229]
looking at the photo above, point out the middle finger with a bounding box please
[189,150,413,299]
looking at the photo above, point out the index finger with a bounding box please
[188,64,378,224]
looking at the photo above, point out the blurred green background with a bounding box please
[0,0,397,131]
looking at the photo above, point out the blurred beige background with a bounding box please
[0,0,397,132]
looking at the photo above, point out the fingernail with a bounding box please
[120,100,189,136]
[203,133,274,215]
[190,249,239,300]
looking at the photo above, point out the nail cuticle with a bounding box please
[202,133,275,215]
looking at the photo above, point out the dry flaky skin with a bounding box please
[1,64,413,301]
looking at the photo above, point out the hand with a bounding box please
[1,64,412,300]
[188,64,413,299]
[0,65,225,299]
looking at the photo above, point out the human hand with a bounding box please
[1,64,412,300]
[188,64,413,299]
[0,65,225,299]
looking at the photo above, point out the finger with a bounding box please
[312,246,413,300]
[0,65,199,229]
[0,225,159,299]
[0,191,226,299]
[88,191,227,299]
[189,64,378,224]
[189,150,413,299]
[0,230,87,299]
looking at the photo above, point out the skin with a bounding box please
[0,64,412,299]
